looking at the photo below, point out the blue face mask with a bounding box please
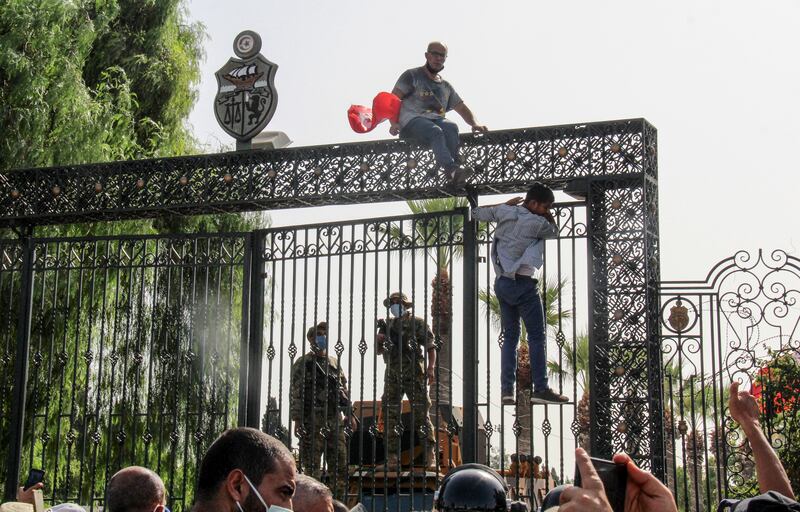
[315,335,327,351]
[389,304,405,318]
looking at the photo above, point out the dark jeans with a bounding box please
[400,117,460,171]
[494,275,548,394]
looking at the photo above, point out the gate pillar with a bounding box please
[586,124,664,477]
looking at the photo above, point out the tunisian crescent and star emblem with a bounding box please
[214,30,278,142]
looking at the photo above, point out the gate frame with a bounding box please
[1,118,664,501]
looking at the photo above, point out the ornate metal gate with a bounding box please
[1,118,664,509]
[1,234,248,509]
[660,249,800,511]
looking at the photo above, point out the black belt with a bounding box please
[514,274,537,283]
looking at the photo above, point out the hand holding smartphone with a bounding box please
[23,469,45,491]
[574,457,627,512]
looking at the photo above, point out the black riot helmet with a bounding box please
[434,464,523,512]
[541,485,571,511]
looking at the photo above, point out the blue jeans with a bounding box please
[400,117,460,171]
[494,276,549,394]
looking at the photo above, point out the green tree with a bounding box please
[545,332,589,449]
[0,0,203,171]
[0,1,262,507]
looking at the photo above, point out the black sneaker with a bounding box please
[530,388,570,405]
[451,166,474,188]
[501,391,515,405]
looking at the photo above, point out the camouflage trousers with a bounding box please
[382,360,435,454]
[298,423,349,498]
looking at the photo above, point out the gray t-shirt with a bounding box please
[393,67,463,128]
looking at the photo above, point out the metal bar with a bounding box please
[246,233,265,428]
[4,237,34,501]
[461,210,478,463]
[238,233,253,426]
[586,178,610,459]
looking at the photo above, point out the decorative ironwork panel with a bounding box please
[660,250,800,510]
[20,234,246,511]
[587,169,662,473]
[0,240,24,487]
[0,119,653,227]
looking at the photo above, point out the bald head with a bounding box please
[426,41,448,54]
[293,475,332,512]
[107,466,166,512]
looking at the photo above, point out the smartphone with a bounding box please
[574,457,626,512]
[23,468,45,491]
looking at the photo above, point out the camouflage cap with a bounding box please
[306,321,327,340]
[383,292,413,308]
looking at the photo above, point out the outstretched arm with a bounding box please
[453,102,487,133]
[389,87,406,135]
[729,380,795,499]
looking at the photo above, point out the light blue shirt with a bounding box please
[471,204,558,279]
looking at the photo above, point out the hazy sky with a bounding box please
[181,1,800,471]
[187,0,800,281]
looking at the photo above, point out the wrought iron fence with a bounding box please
[2,234,247,510]
[660,249,800,511]
[0,240,25,489]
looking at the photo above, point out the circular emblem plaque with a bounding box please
[233,30,262,59]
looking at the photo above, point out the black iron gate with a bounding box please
[660,249,800,511]
[1,234,248,510]
[0,119,667,510]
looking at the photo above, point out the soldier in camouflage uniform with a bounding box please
[290,322,353,497]
[377,292,437,468]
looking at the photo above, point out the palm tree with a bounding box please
[479,278,572,455]
[546,333,590,449]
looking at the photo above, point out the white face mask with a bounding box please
[235,473,292,512]
[389,303,405,318]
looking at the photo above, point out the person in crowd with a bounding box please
[499,453,519,476]
[556,447,678,512]
[389,41,487,187]
[471,183,569,405]
[107,467,167,512]
[191,428,295,512]
[330,500,348,512]
[290,321,353,497]
[292,475,333,512]
[532,455,542,479]
[717,380,797,511]
[377,292,437,469]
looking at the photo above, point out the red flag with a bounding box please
[348,92,401,133]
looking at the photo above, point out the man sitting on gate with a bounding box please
[376,292,437,469]
[290,322,353,498]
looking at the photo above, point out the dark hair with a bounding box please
[525,183,554,204]
[106,467,165,512]
[306,321,327,342]
[332,499,349,512]
[533,455,542,464]
[196,427,293,501]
